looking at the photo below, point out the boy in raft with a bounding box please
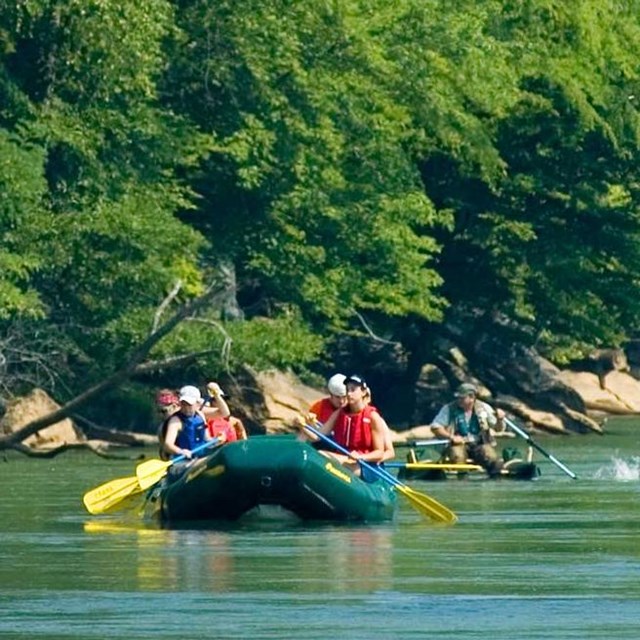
[161,384,230,460]
[308,373,348,424]
[314,374,390,473]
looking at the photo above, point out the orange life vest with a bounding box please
[309,397,339,424]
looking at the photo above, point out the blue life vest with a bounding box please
[174,411,207,453]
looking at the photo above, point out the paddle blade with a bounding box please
[136,458,172,490]
[83,475,143,515]
[396,485,458,524]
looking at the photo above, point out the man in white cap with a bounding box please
[308,373,348,424]
[430,382,506,476]
[161,383,230,460]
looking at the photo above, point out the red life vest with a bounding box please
[332,405,376,452]
[207,417,238,443]
[309,397,339,424]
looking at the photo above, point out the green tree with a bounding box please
[415,0,640,360]
[164,0,448,338]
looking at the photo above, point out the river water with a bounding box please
[1,418,638,639]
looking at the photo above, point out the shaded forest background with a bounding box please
[2,0,640,433]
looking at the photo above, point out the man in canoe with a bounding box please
[430,382,506,477]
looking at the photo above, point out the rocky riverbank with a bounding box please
[3,360,640,456]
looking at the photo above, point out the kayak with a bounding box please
[145,435,397,523]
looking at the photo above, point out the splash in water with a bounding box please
[594,456,640,481]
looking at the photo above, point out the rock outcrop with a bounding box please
[557,370,640,415]
[1,388,85,449]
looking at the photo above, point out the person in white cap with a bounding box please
[161,382,230,460]
[307,373,348,424]
[203,382,248,442]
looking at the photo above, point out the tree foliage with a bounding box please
[1,0,640,417]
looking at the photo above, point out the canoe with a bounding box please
[396,459,540,481]
[145,435,397,523]
[394,442,541,481]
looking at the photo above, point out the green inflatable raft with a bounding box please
[146,435,397,523]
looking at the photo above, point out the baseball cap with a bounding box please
[454,382,477,397]
[327,373,347,397]
[179,385,202,405]
[344,374,368,389]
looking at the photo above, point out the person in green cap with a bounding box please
[430,382,506,477]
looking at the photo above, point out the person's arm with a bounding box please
[231,416,248,440]
[319,409,339,434]
[308,399,322,419]
[381,425,396,462]
[297,406,338,441]
[164,417,191,458]
[431,405,454,441]
[432,423,450,440]
[206,382,230,418]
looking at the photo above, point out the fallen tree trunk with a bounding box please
[0,280,229,453]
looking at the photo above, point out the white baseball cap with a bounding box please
[178,385,202,405]
[327,373,347,397]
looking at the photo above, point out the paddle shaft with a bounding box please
[385,462,483,471]
[505,417,577,479]
[406,439,451,447]
[170,435,223,464]
[136,436,223,489]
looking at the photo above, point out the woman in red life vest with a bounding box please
[318,374,388,471]
[202,382,248,442]
[308,373,348,424]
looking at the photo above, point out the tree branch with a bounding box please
[352,309,401,346]
[0,279,230,451]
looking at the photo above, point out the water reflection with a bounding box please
[321,527,394,591]
[82,517,395,593]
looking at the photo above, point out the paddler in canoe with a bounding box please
[430,382,507,477]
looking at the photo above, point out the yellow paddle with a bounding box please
[83,438,225,514]
[135,436,224,490]
[391,483,458,524]
[305,423,457,524]
[83,474,145,515]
